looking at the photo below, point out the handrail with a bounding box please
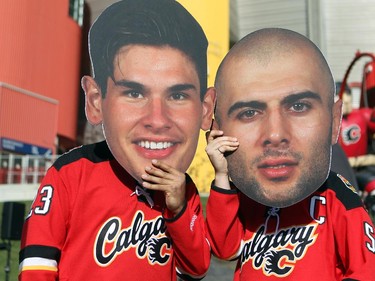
[0,154,59,184]
[0,82,59,104]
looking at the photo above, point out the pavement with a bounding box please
[203,256,236,281]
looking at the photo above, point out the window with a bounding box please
[69,0,84,26]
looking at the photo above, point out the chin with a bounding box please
[133,172,144,184]
[118,162,144,183]
[267,198,299,208]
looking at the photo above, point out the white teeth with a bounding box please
[138,141,173,150]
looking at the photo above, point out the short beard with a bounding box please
[228,140,332,208]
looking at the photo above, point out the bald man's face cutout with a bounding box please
[215,49,342,208]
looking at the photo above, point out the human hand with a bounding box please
[205,129,239,189]
[206,129,239,174]
[141,160,186,215]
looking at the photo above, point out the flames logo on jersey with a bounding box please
[264,249,295,275]
[240,224,318,277]
[147,237,172,264]
[94,211,171,266]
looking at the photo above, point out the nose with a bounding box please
[143,97,172,132]
[262,109,290,148]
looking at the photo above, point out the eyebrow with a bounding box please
[281,91,322,106]
[113,79,197,93]
[227,91,322,117]
[170,84,197,92]
[113,80,144,91]
[227,100,266,117]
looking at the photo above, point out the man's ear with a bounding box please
[201,87,217,131]
[331,98,343,144]
[82,76,103,125]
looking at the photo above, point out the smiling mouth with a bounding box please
[137,141,175,150]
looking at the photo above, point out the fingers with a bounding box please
[141,169,165,186]
[148,159,178,176]
[216,138,239,152]
[207,129,224,142]
[205,131,239,175]
[141,160,186,215]
[207,130,238,147]
[141,160,184,189]
[206,135,239,155]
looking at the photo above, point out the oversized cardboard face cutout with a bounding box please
[83,0,215,183]
[215,46,342,208]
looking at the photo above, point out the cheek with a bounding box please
[223,123,257,150]
[297,110,331,131]
[174,106,203,131]
[102,112,122,137]
[224,126,256,166]
[102,102,138,131]
[294,121,331,143]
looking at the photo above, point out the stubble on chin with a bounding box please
[227,144,330,208]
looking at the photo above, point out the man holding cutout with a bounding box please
[19,1,214,280]
[206,28,375,280]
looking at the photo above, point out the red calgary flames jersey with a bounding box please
[206,172,375,280]
[19,141,210,281]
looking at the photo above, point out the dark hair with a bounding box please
[88,0,208,99]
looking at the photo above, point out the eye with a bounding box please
[125,91,144,99]
[237,109,258,120]
[170,92,188,100]
[290,102,311,112]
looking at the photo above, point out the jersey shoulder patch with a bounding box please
[53,141,113,171]
[323,171,363,210]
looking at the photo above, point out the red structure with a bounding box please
[338,51,375,158]
[0,0,83,154]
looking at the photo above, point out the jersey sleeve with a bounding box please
[163,176,211,280]
[205,184,244,260]
[333,202,375,279]
[19,166,70,281]
[329,175,375,280]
